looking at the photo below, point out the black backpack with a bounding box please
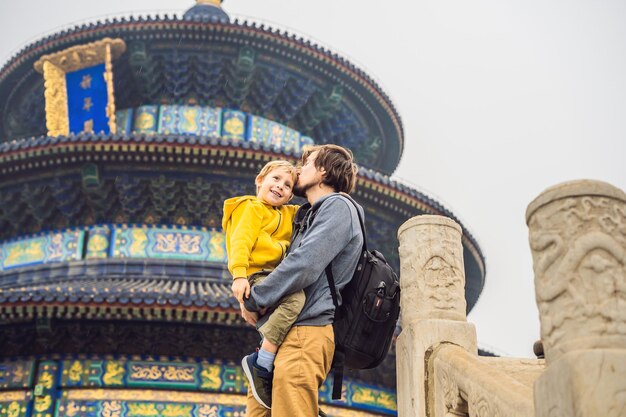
[320,194,401,400]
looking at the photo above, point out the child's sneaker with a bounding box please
[241,352,273,409]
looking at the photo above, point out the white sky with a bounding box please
[1,0,624,357]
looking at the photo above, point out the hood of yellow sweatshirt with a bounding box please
[221,195,258,230]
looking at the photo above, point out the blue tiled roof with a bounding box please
[0,277,236,309]
[0,259,238,310]
[183,4,230,24]
[0,132,303,157]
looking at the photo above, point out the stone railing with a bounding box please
[396,179,626,417]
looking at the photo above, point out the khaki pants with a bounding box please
[246,325,335,417]
[249,272,305,346]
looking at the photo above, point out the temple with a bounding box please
[0,2,487,416]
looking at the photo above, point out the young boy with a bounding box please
[221,160,303,409]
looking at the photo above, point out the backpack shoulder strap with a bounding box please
[337,193,368,251]
[324,194,366,400]
[324,193,366,308]
[324,262,343,400]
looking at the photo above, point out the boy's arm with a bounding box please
[244,197,356,311]
[228,200,264,279]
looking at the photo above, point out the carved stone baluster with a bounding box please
[526,180,626,417]
[396,215,477,417]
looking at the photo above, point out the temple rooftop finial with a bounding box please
[184,0,229,23]
[197,0,222,5]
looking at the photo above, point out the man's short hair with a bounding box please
[300,144,357,194]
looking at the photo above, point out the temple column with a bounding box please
[527,180,626,416]
[395,215,476,417]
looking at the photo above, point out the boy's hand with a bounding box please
[231,278,250,303]
[240,303,259,326]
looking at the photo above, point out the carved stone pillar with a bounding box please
[396,215,477,417]
[526,179,626,417]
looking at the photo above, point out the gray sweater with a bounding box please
[244,193,364,327]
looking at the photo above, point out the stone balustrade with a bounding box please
[527,180,626,417]
[432,346,536,417]
[396,179,625,417]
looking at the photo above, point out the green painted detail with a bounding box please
[297,84,343,133]
[0,357,397,415]
[0,231,83,271]
[221,110,246,141]
[112,226,226,263]
[115,108,133,133]
[85,227,110,259]
[246,114,301,152]
[126,362,197,389]
[0,360,35,389]
[0,400,30,417]
[209,364,246,394]
[58,399,245,417]
[133,106,159,134]
[33,361,59,417]
[198,364,221,391]
[0,224,228,270]
[81,164,100,189]
[123,101,317,152]
[225,47,256,105]
[157,106,221,137]
[101,362,124,387]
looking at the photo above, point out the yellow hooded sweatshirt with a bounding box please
[222,195,299,280]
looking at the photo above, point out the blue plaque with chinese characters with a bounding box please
[66,64,110,134]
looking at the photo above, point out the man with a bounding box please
[240,144,364,417]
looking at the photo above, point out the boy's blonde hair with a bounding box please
[255,160,298,192]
